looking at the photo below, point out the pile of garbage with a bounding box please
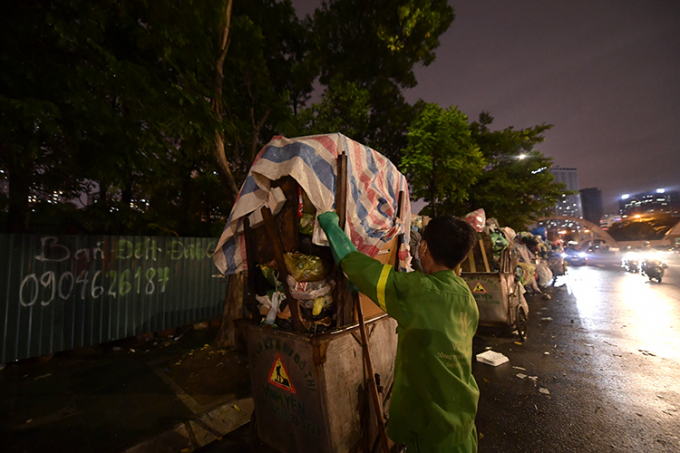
[212,133,411,333]
[514,227,567,295]
[458,209,566,299]
[255,214,338,332]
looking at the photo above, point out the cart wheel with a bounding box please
[515,306,528,341]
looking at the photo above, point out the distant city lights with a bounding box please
[656,188,665,193]
[621,194,629,200]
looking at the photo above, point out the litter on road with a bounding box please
[476,350,509,366]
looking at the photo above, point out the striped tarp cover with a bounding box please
[213,133,412,275]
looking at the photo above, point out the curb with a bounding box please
[122,397,254,453]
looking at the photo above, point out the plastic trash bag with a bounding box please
[286,275,335,300]
[463,209,486,233]
[503,227,517,243]
[515,262,536,286]
[535,262,553,287]
[284,252,332,282]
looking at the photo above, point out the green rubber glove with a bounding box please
[317,211,357,264]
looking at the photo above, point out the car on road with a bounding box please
[562,249,588,266]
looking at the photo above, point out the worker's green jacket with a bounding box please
[341,252,479,451]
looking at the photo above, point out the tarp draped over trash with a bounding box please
[213,133,412,275]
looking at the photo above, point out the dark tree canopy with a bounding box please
[1,1,565,237]
[305,0,455,163]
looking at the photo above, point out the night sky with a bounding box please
[293,0,680,212]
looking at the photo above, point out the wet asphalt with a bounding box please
[473,252,680,453]
[203,252,680,453]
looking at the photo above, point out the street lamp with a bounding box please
[584,229,594,249]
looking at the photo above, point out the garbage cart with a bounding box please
[239,314,397,453]
[457,225,528,340]
[460,272,528,340]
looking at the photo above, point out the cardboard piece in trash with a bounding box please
[476,350,509,367]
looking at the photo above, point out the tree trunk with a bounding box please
[213,272,245,349]
[249,109,271,163]
[212,0,239,201]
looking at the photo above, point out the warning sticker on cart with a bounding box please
[472,282,487,293]
[268,353,296,393]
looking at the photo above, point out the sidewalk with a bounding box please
[0,324,253,453]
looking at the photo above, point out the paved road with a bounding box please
[204,254,680,452]
[474,253,680,453]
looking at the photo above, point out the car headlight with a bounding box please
[578,253,587,258]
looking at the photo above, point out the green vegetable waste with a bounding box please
[284,251,331,282]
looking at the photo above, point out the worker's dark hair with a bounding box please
[422,215,478,269]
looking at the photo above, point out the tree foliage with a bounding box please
[1,1,564,237]
[444,113,566,230]
[307,0,454,163]
[0,0,313,235]
[400,103,485,217]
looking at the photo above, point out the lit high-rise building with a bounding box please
[619,189,680,217]
[549,166,583,218]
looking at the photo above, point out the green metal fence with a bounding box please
[0,234,227,363]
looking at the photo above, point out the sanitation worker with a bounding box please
[318,212,480,453]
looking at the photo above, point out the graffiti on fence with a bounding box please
[16,236,216,308]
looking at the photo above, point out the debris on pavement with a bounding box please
[539,388,550,395]
[476,350,509,366]
[516,373,528,379]
[542,317,553,321]
[33,373,52,380]
[512,366,526,371]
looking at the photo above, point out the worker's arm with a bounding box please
[318,212,413,323]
